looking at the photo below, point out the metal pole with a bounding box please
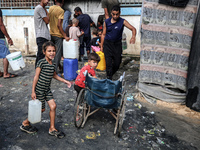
[24,27,29,54]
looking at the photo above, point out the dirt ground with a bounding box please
[0,57,200,150]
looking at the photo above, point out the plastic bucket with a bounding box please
[63,58,78,80]
[6,51,25,71]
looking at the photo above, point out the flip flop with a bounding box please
[20,124,38,134]
[49,130,65,139]
[4,73,18,79]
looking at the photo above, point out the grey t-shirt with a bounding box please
[34,5,51,40]
[102,0,119,18]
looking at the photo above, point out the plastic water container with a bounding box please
[63,39,79,59]
[91,46,100,52]
[96,51,106,71]
[63,58,78,80]
[6,51,25,71]
[28,99,42,124]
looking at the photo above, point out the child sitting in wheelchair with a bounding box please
[74,52,100,97]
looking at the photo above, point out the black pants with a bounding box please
[51,35,63,73]
[74,84,83,95]
[103,39,122,80]
[35,37,49,67]
[80,36,91,55]
[74,84,83,104]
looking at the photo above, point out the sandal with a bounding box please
[4,73,18,79]
[20,124,38,134]
[49,130,65,139]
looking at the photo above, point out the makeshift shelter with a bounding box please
[186,3,200,111]
[137,0,199,103]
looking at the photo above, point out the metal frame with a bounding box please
[119,0,142,7]
[74,73,127,135]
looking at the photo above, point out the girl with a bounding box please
[20,41,71,139]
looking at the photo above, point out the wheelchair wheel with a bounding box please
[74,89,85,128]
[118,92,127,136]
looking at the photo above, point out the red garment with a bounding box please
[75,65,96,88]
[98,25,103,30]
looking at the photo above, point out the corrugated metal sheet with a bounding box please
[0,0,53,9]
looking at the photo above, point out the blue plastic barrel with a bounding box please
[63,58,78,80]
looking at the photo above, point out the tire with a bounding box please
[74,89,85,128]
[118,92,126,136]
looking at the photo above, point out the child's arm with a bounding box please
[31,67,41,100]
[53,72,71,88]
[77,31,84,38]
[97,41,102,48]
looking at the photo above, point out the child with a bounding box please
[74,52,100,95]
[97,15,104,30]
[97,29,103,48]
[91,29,101,52]
[69,18,84,45]
[20,41,71,139]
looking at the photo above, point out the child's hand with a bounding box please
[81,31,84,35]
[31,92,36,100]
[65,80,72,88]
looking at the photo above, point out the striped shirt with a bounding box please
[35,58,55,93]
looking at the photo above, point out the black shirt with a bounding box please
[0,9,5,38]
[90,37,101,46]
[77,14,93,37]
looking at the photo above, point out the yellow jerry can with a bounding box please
[96,51,106,71]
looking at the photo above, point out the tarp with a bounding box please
[186,3,200,111]
[137,0,199,102]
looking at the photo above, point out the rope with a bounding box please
[85,87,122,99]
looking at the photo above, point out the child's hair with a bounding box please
[97,15,104,25]
[72,18,79,25]
[92,29,98,36]
[42,41,56,52]
[98,29,103,34]
[68,20,72,26]
[88,52,100,62]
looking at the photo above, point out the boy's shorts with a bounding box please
[35,90,53,109]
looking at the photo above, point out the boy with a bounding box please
[74,52,100,95]
[101,5,136,80]
[69,18,84,45]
